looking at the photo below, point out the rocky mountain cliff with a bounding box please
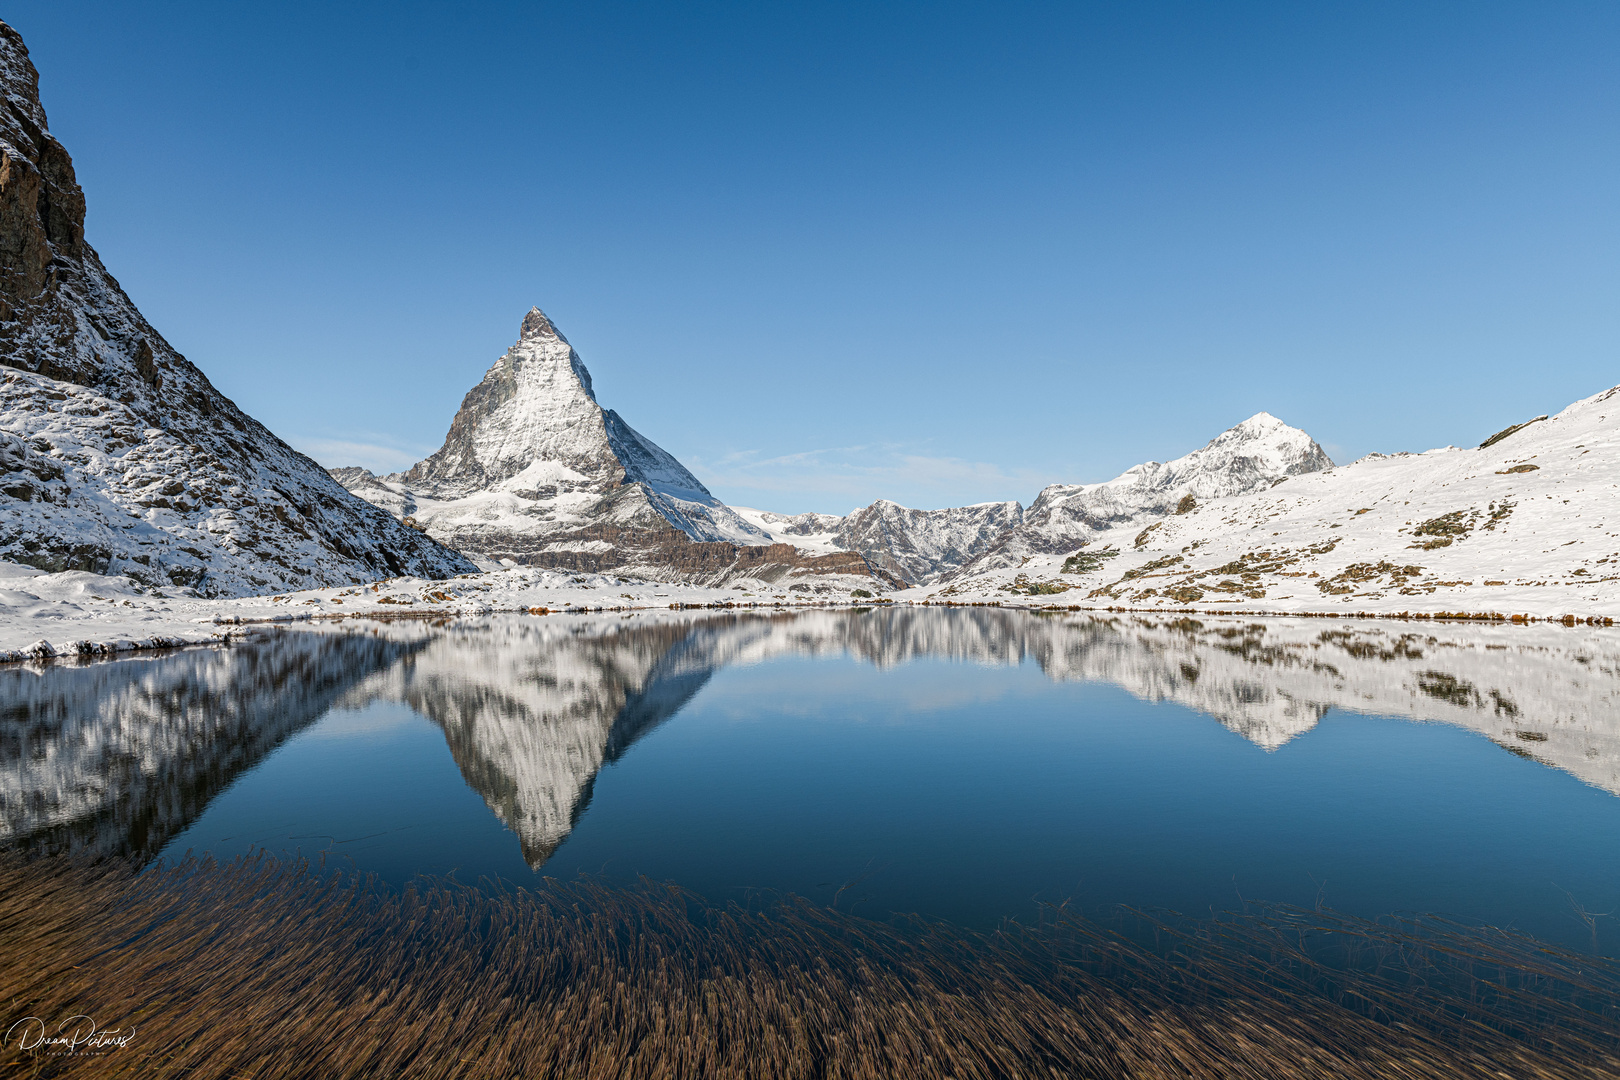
[335,308,893,588]
[0,19,474,595]
[832,500,1024,585]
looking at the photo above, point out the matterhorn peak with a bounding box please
[519,306,567,344]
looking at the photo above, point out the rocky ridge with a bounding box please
[959,412,1334,574]
[0,19,474,595]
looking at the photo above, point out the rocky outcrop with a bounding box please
[833,500,1023,585]
[0,19,475,594]
[334,308,894,589]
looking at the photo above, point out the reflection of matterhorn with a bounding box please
[347,616,785,865]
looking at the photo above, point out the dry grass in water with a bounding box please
[1,852,1618,1078]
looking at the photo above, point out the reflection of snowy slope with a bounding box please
[0,631,419,856]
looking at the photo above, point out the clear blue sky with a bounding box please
[8,1,1618,513]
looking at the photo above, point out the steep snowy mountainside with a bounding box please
[334,309,892,587]
[833,499,1023,585]
[0,19,474,596]
[929,385,1620,618]
[960,413,1333,574]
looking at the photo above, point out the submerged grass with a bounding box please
[2,852,1618,1078]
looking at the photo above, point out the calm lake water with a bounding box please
[4,609,1619,951]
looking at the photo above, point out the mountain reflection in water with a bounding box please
[2,610,1617,869]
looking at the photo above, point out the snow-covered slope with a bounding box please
[0,19,474,596]
[959,412,1333,574]
[929,386,1620,618]
[731,507,846,554]
[331,310,890,586]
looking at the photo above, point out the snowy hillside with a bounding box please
[926,386,1620,618]
[0,19,474,596]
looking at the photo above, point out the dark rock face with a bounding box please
[0,20,475,594]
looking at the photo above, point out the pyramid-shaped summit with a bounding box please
[336,308,790,568]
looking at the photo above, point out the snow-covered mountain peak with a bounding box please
[941,412,1333,575]
[337,307,802,563]
[519,306,568,344]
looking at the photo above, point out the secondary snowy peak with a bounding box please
[929,384,1620,618]
[0,19,474,595]
[960,412,1333,573]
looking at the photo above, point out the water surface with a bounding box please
[4,609,1618,950]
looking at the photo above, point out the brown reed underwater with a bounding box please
[2,853,1619,1079]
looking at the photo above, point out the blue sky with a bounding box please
[7,1,1619,513]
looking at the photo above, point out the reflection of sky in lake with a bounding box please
[157,643,1620,952]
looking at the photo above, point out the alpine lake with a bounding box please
[6,606,1618,953]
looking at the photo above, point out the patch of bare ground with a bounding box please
[1317,561,1426,596]
[1408,509,1480,550]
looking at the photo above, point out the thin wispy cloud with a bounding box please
[290,435,434,474]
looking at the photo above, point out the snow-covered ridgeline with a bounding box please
[733,413,1333,585]
[928,386,1620,618]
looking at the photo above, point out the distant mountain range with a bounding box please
[330,305,1335,588]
